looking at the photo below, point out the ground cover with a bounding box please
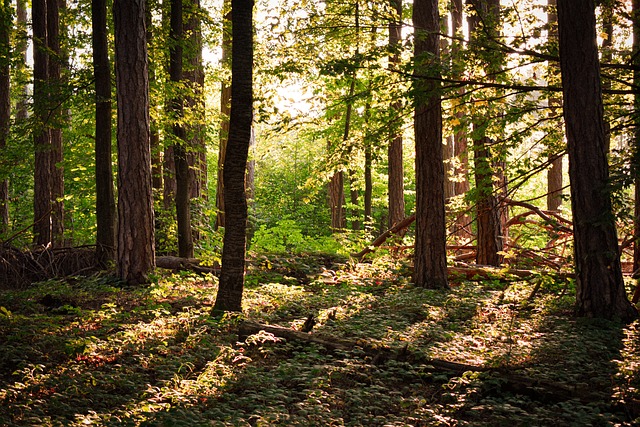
[0,254,638,426]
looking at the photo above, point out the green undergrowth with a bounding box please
[0,254,639,426]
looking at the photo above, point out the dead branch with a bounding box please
[352,214,416,259]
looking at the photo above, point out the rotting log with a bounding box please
[238,320,605,404]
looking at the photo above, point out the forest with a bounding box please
[1,0,640,425]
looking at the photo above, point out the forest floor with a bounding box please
[0,253,639,426]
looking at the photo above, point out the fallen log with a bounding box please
[238,320,602,404]
[155,256,219,275]
[448,265,574,281]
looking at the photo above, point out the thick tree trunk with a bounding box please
[92,0,116,263]
[557,0,637,321]
[387,0,405,229]
[413,0,448,289]
[114,0,155,285]
[215,0,231,230]
[33,0,52,246]
[0,0,10,235]
[213,0,253,312]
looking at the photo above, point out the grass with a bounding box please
[0,254,638,426]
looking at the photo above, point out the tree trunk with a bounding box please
[329,171,345,231]
[557,0,637,321]
[213,0,253,313]
[634,0,640,273]
[474,137,503,266]
[33,0,52,246]
[215,0,231,230]
[92,0,116,263]
[387,0,405,229]
[413,0,448,289]
[169,0,194,259]
[451,0,471,240]
[48,0,64,247]
[0,0,10,235]
[114,0,156,285]
[546,0,563,212]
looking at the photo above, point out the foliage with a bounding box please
[1,255,639,426]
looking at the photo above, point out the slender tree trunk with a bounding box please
[413,0,448,289]
[16,0,27,123]
[546,0,563,212]
[92,0,116,262]
[33,0,52,246]
[633,0,640,273]
[48,0,64,247]
[364,82,373,226]
[388,0,405,228]
[216,0,231,229]
[213,0,253,312]
[114,0,155,285]
[147,5,163,193]
[451,0,471,239]
[0,0,10,235]
[329,171,345,231]
[170,0,194,258]
[557,0,637,321]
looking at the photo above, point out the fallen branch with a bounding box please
[239,320,602,404]
[448,265,574,281]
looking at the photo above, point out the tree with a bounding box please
[215,0,231,230]
[634,0,640,273]
[557,0,636,321]
[92,0,116,263]
[33,0,52,246]
[48,0,64,247]
[169,0,194,258]
[113,0,155,285]
[546,0,562,212]
[413,0,448,289]
[387,0,405,229]
[0,0,9,235]
[213,0,253,312]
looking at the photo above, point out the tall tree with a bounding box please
[413,0,448,289]
[450,0,472,240]
[213,0,253,312]
[169,0,194,258]
[215,0,231,229]
[92,0,116,262]
[33,0,52,246]
[468,0,503,266]
[0,0,10,235]
[48,0,64,246]
[557,0,636,321]
[633,0,640,274]
[546,0,562,212]
[114,0,155,284]
[387,0,405,228]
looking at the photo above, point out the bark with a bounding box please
[413,0,448,289]
[114,0,156,285]
[33,0,52,246]
[557,0,637,321]
[147,6,163,193]
[451,0,472,239]
[48,0,64,247]
[15,0,27,123]
[213,0,253,312]
[170,0,194,258]
[0,0,9,235]
[474,137,503,266]
[546,0,563,212]
[92,0,116,263]
[329,171,346,231]
[215,0,231,229]
[632,0,640,273]
[387,0,405,228]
